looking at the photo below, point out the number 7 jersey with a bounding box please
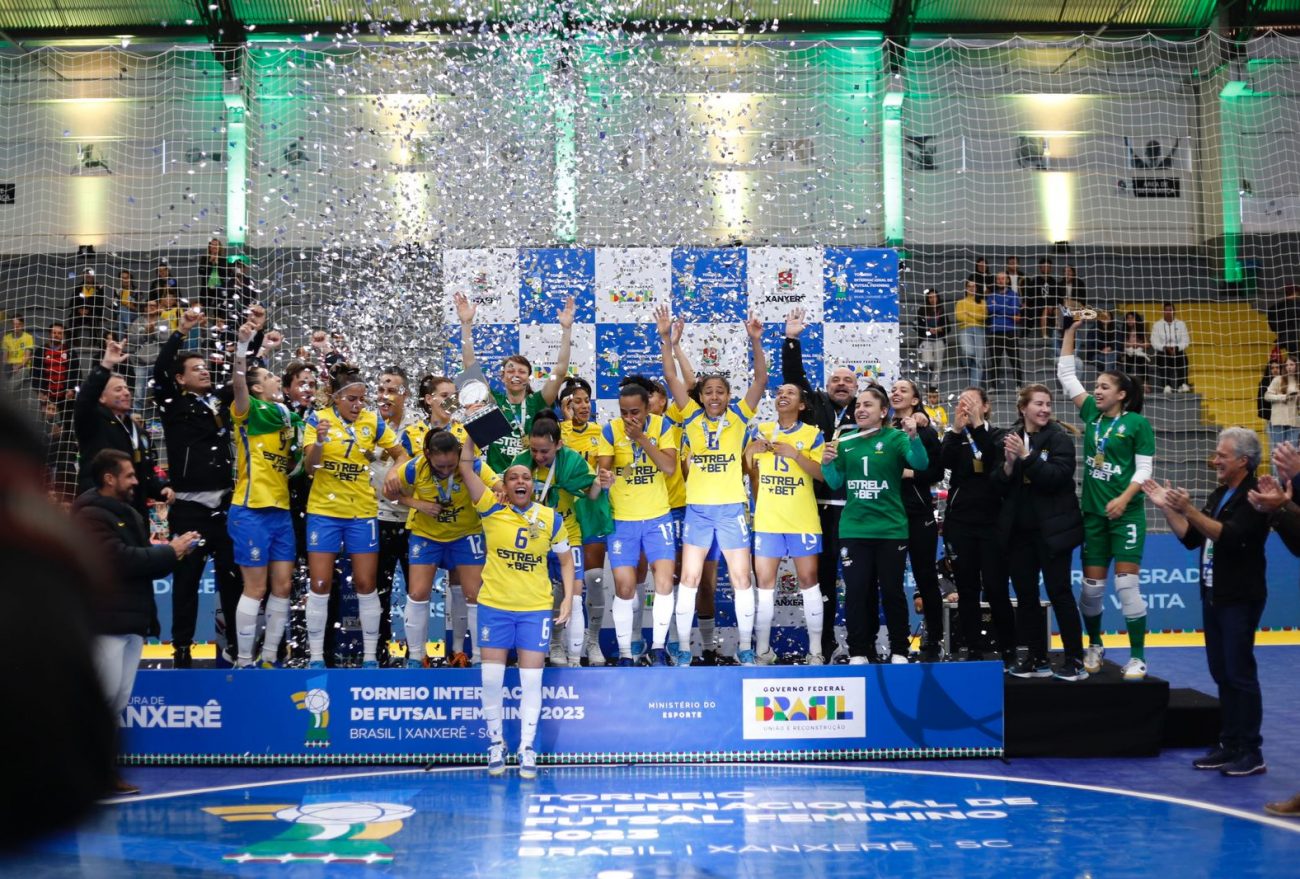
[305,408,401,519]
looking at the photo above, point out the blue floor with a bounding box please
[3,645,1298,877]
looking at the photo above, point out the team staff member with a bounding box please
[459,442,575,779]
[940,387,1016,664]
[303,364,409,669]
[822,385,928,664]
[782,307,859,661]
[1061,315,1156,680]
[1145,429,1269,777]
[512,410,605,667]
[992,384,1087,681]
[229,307,304,668]
[454,292,575,473]
[387,428,493,668]
[745,383,825,664]
[657,307,766,665]
[596,381,678,666]
[370,365,415,666]
[558,377,614,665]
[888,379,946,660]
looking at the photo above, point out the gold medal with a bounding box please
[972,459,984,473]
[1092,453,1105,468]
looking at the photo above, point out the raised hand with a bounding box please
[785,307,807,339]
[670,317,685,347]
[180,306,205,333]
[557,295,576,329]
[1004,432,1026,459]
[653,305,673,342]
[315,418,332,445]
[745,312,764,341]
[897,414,919,438]
[1248,474,1293,513]
[101,337,128,369]
[1274,442,1300,485]
[262,329,284,351]
[454,291,477,325]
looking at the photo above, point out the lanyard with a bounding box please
[514,502,543,539]
[702,413,726,449]
[1214,487,1236,518]
[533,463,558,504]
[332,406,359,452]
[116,415,140,451]
[963,426,983,461]
[432,467,458,505]
[1094,413,1121,457]
[503,398,526,437]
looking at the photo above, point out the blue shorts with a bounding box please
[609,513,677,569]
[228,505,296,567]
[477,604,552,653]
[547,545,585,583]
[671,506,720,561]
[753,531,823,560]
[683,503,750,553]
[409,533,486,569]
[306,513,379,555]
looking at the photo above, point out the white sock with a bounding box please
[674,585,697,656]
[566,596,585,657]
[756,588,776,656]
[466,604,478,660]
[584,570,605,644]
[519,667,543,750]
[801,587,825,656]
[698,615,716,650]
[261,595,290,663]
[358,590,381,662]
[651,590,674,649]
[405,599,430,661]
[450,584,467,653]
[612,595,635,657]
[734,587,756,652]
[306,590,329,662]
[480,661,505,743]
[235,594,261,662]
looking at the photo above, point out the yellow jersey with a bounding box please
[306,408,401,519]
[231,398,301,510]
[678,398,756,506]
[750,420,824,534]
[475,493,567,612]
[561,420,603,469]
[400,418,469,458]
[3,332,33,366]
[663,402,688,510]
[598,413,676,522]
[924,404,950,432]
[399,456,497,542]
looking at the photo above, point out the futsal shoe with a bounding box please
[630,639,646,657]
[448,651,470,668]
[518,747,539,780]
[737,649,757,666]
[646,647,673,667]
[616,656,636,667]
[847,656,869,666]
[548,645,568,667]
[756,650,777,666]
[1264,793,1300,817]
[567,654,582,668]
[1121,657,1147,681]
[1009,655,1052,678]
[487,741,507,777]
[110,776,141,796]
[1083,644,1105,674]
[1193,746,1238,770]
[361,659,380,670]
[257,659,279,670]
[694,649,718,666]
[172,645,192,669]
[674,649,693,666]
[889,654,910,665]
[917,642,943,662]
[1221,751,1267,777]
[805,651,824,666]
[585,639,606,667]
[1054,657,1089,681]
[406,657,426,669]
[713,651,740,667]
[307,659,327,670]
[234,658,256,670]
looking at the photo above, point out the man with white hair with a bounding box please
[1144,427,1270,778]
[782,307,860,662]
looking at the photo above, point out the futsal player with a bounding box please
[228,306,304,668]
[1060,315,1156,680]
[459,443,575,779]
[303,363,409,668]
[656,305,766,664]
[744,383,825,664]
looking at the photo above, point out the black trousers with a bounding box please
[987,331,1023,387]
[1155,350,1189,388]
[1006,528,1084,660]
[1203,596,1265,754]
[944,521,1015,656]
[376,519,410,663]
[905,512,943,648]
[841,537,909,659]
[168,499,240,649]
[815,502,844,657]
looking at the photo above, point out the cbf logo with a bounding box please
[741,678,866,741]
[204,800,415,864]
[291,675,330,748]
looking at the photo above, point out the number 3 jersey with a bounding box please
[305,408,402,519]
[474,494,567,612]
[1079,396,1155,518]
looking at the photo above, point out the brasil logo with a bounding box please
[754,694,854,722]
[291,675,330,748]
[205,801,415,864]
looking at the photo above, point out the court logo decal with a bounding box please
[204,800,415,864]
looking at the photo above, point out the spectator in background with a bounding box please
[33,322,72,404]
[1152,301,1192,393]
[126,297,169,405]
[1267,285,1300,359]
[1025,257,1060,339]
[117,269,137,336]
[954,278,988,386]
[202,238,231,310]
[1091,310,1120,376]
[916,288,948,385]
[1259,359,1282,425]
[151,258,178,302]
[371,365,415,667]
[1004,255,1025,293]
[969,256,994,296]
[1062,265,1088,311]
[985,272,1022,388]
[65,295,110,382]
[924,385,950,431]
[1145,428,1270,779]
[4,314,34,382]
[75,268,106,305]
[1265,358,1300,451]
[1120,310,1153,392]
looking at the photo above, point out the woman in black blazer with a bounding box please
[993,383,1088,681]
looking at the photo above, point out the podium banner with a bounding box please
[119,664,1003,765]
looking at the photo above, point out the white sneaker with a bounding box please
[848,656,870,666]
[805,651,824,666]
[548,645,567,666]
[518,747,538,780]
[585,638,605,666]
[889,654,910,665]
[756,650,777,666]
[1122,657,1148,681]
[1083,644,1105,674]
[566,654,582,668]
[487,741,506,777]
[1178,383,1191,393]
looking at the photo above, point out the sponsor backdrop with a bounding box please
[118,664,1003,764]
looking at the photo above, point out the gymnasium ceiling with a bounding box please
[0,0,1293,40]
